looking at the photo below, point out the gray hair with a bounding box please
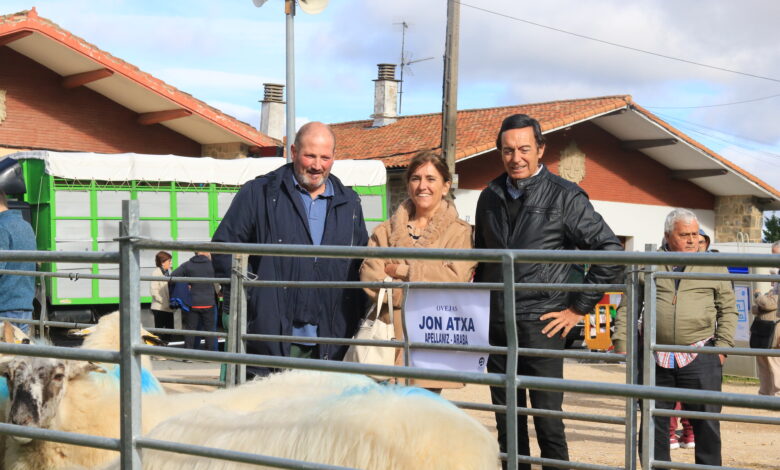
[772,240,780,252]
[664,208,698,234]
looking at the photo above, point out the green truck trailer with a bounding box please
[4,151,388,323]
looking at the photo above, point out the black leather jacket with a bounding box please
[474,166,623,322]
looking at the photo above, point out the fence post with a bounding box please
[624,264,639,470]
[401,283,411,386]
[37,273,49,339]
[225,254,247,387]
[641,244,657,469]
[502,254,518,470]
[236,256,249,385]
[119,200,143,469]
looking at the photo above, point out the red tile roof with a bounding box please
[331,95,779,199]
[331,95,631,167]
[0,8,279,148]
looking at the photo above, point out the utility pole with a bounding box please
[284,0,295,163]
[396,21,408,114]
[441,0,460,188]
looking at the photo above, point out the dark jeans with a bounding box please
[640,350,723,466]
[488,318,569,470]
[151,309,174,343]
[183,306,217,351]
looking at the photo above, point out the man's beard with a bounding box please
[295,167,329,191]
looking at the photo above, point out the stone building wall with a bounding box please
[386,172,408,214]
[0,89,6,123]
[714,195,764,243]
[202,142,249,159]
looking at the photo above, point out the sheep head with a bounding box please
[0,356,104,443]
[1,320,31,346]
[70,312,165,348]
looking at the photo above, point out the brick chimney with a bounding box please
[372,64,399,127]
[259,83,285,140]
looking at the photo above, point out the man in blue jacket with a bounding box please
[212,122,368,377]
[171,252,218,351]
[0,191,37,334]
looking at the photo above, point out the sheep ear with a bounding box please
[0,355,13,374]
[2,322,14,344]
[2,321,30,345]
[67,361,106,379]
[67,325,96,338]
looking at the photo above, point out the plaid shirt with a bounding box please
[655,336,713,368]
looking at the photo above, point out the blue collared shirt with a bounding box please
[292,174,334,245]
[290,173,334,343]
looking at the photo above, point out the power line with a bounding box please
[458,1,780,84]
[646,93,780,109]
[656,112,780,157]
[657,113,780,164]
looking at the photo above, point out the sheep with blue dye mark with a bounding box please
[0,313,166,470]
[0,321,32,470]
[108,379,500,470]
[72,312,166,395]
[1,361,376,470]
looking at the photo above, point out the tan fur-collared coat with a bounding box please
[360,199,476,388]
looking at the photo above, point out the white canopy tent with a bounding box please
[6,151,387,187]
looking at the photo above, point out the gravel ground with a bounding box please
[442,361,780,470]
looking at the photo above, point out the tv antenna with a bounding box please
[395,21,433,115]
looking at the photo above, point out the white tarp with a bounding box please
[6,151,386,187]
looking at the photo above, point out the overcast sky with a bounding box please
[5,0,779,191]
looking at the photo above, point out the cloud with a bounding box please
[718,145,780,192]
[156,68,281,94]
[4,0,778,163]
[205,100,260,129]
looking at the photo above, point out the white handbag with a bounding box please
[344,280,395,373]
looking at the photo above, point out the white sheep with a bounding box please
[70,312,165,373]
[0,321,33,470]
[112,383,500,470]
[0,312,167,470]
[72,312,166,396]
[1,356,115,470]
[0,358,375,470]
[142,369,376,423]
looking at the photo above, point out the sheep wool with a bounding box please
[119,384,500,470]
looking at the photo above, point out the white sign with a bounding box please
[404,288,490,372]
[734,284,751,343]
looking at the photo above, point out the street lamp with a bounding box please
[253,0,329,162]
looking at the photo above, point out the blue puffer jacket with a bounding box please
[212,164,368,375]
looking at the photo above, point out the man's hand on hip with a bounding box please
[540,308,582,338]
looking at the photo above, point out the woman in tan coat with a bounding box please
[360,151,476,389]
[149,251,174,343]
[752,291,780,396]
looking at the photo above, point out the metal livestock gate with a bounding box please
[0,199,778,470]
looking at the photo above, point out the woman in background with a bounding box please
[150,251,174,343]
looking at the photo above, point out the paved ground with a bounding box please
[153,359,780,469]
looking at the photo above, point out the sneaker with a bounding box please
[680,437,695,449]
[670,436,680,450]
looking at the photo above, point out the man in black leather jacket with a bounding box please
[474,114,623,470]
